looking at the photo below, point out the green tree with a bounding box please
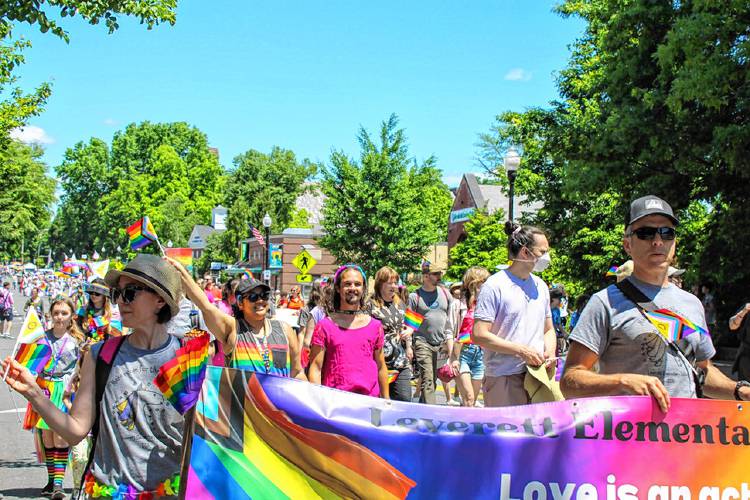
[51,122,225,258]
[477,1,745,316]
[288,208,312,229]
[0,141,55,261]
[409,163,453,243]
[321,114,450,276]
[447,210,508,281]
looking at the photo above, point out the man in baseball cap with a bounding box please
[562,195,750,409]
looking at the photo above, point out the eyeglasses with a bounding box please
[242,290,272,302]
[110,285,156,304]
[627,226,676,241]
[88,292,104,298]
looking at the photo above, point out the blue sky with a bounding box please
[13,1,584,188]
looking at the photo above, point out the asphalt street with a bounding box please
[0,290,73,499]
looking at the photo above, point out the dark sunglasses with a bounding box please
[241,290,272,302]
[88,292,105,298]
[627,226,676,241]
[110,285,156,304]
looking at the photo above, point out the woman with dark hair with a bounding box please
[308,264,389,398]
[369,266,413,402]
[77,278,122,342]
[216,278,239,316]
[298,281,324,366]
[166,258,305,380]
[4,255,186,497]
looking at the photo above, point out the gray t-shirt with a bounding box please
[90,335,184,494]
[570,276,716,398]
[408,287,453,346]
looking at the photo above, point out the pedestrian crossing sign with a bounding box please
[292,250,317,274]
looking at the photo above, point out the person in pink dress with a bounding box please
[308,264,389,398]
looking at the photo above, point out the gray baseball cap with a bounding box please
[626,195,679,226]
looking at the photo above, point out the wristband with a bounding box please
[734,380,750,401]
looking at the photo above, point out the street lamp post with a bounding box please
[504,146,521,222]
[262,213,272,287]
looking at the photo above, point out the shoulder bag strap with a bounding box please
[78,335,126,494]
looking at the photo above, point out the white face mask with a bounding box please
[533,252,551,272]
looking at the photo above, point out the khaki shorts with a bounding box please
[483,373,529,407]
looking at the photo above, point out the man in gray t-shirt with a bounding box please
[409,261,452,404]
[562,195,750,410]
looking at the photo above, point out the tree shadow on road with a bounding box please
[1,486,52,498]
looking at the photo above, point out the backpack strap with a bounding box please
[78,335,127,494]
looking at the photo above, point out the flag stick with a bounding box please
[5,384,23,425]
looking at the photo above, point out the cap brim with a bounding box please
[629,212,679,226]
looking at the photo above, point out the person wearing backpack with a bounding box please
[0,281,14,338]
[561,195,750,410]
[3,254,186,498]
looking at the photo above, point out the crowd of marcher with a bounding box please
[1,194,749,498]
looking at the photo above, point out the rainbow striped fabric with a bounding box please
[228,340,290,377]
[154,334,210,414]
[14,341,52,374]
[644,308,709,343]
[456,308,475,344]
[165,247,193,271]
[605,265,619,277]
[403,309,424,331]
[185,368,415,498]
[127,216,159,251]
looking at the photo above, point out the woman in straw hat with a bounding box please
[3,254,185,498]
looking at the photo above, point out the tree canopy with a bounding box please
[321,114,452,277]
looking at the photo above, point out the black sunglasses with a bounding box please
[241,290,272,303]
[627,226,676,241]
[88,292,104,298]
[110,285,156,304]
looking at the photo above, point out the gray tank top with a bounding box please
[90,335,184,494]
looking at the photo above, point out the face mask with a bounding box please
[533,252,551,273]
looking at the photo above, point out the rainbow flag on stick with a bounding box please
[644,308,709,343]
[165,247,193,272]
[127,216,160,251]
[154,333,210,414]
[404,309,424,331]
[14,342,51,374]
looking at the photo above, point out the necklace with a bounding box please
[245,319,272,373]
[334,309,368,315]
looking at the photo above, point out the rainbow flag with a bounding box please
[242,270,253,280]
[185,368,415,498]
[17,308,46,345]
[14,341,51,374]
[166,247,193,272]
[387,369,400,384]
[404,309,424,331]
[127,216,159,250]
[605,265,619,277]
[644,308,709,343]
[154,333,210,414]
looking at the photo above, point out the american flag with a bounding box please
[250,225,265,246]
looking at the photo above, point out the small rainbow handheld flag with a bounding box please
[387,369,400,384]
[127,216,159,251]
[154,333,210,414]
[605,265,619,277]
[165,248,193,271]
[404,309,424,331]
[644,308,709,343]
[14,341,52,374]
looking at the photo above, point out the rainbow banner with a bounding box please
[127,216,159,251]
[184,368,750,498]
[165,247,193,272]
[154,334,209,414]
[14,341,51,374]
[403,309,424,331]
[606,265,619,277]
[645,308,709,343]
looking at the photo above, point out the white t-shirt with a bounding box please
[473,269,552,377]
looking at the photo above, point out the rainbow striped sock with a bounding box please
[44,447,55,485]
[51,447,69,487]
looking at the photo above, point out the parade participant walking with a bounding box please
[287,286,304,310]
[561,196,750,410]
[166,257,305,380]
[21,296,83,498]
[3,254,187,497]
[409,261,453,404]
[450,266,490,407]
[309,264,389,398]
[24,287,45,324]
[472,223,556,407]
[369,266,413,402]
[0,281,14,338]
[77,279,122,342]
[730,302,750,381]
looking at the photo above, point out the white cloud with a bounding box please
[504,68,532,82]
[103,118,118,126]
[9,125,54,145]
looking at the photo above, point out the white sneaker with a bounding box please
[474,400,485,408]
[447,399,461,406]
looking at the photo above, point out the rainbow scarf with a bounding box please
[404,309,424,331]
[14,341,52,374]
[644,309,709,343]
[154,334,209,414]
